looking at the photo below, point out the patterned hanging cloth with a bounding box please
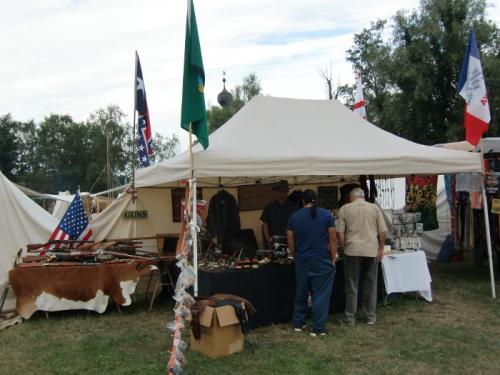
[406,175,439,231]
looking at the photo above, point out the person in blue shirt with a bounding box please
[287,189,337,337]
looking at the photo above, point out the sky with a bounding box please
[1,0,499,151]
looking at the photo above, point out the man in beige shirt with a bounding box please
[336,187,387,325]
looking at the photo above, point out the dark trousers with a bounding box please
[293,258,335,331]
[344,255,378,323]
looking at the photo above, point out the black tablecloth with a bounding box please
[198,262,351,329]
[198,259,389,329]
[198,264,295,329]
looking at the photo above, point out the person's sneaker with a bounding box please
[293,324,307,332]
[310,329,328,337]
[342,318,355,326]
[366,318,376,325]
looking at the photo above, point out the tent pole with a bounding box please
[480,181,496,298]
[131,51,138,204]
[189,123,198,297]
[189,123,193,179]
[192,179,198,297]
[479,139,496,298]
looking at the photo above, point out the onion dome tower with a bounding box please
[217,71,233,108]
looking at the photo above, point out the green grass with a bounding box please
[1,262,500,374]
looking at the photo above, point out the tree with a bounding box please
[28,105,130,193]
[34,114,90,192]
[346,20,400,136]
[240,73,262,104]
[319,66,334,100]
[150,133,180,163]
[207,105,234,134]
[344,0,499,144]
[0,114,21,180]
[318,62,344,100]
[482,26,500,137]
[207,73,262,134]
[13,119,38,187]
[86,105,131,192]
[1,104,181,194]
[0,115,38,183]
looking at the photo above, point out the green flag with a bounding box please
[181,0,208,149]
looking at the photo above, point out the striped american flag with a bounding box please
[46,193,93,249]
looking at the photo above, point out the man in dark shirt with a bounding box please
[260,180,299,248]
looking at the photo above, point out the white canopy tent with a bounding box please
[93,96,491,296]
[136,96,482,187]
[0,171,58,311]
[92,96,482,250]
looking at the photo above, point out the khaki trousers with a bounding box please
[344,255,378,323]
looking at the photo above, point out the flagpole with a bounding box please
[457,29,495,298]
[132,51,138,204]
[479,138,496,298]
[189,123,198,297]
[189,123,194,178]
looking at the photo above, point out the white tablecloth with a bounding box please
[381,250,433,302]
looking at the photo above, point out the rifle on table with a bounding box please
[27,240,94,252]
[102,250,174,261]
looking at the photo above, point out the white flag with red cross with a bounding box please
[353,71,367,120]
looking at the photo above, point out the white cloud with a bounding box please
[0,0,498,151]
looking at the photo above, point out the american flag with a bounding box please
[135,52,153,167]
[45,193,93,250]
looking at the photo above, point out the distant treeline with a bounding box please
[335,0,500,145]
[0,105,179,194]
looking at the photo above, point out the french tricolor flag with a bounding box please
[353,71,367,120]
[457,29,490,146]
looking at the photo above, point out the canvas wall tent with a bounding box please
[90,190,163,249]
[16,184,117,220]
[0,171,58,311]
[52,191,72,220]
[90,96,482,248]
[50,193,114,220]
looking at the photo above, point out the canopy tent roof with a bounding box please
[136,96,481,188]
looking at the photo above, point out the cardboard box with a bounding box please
[190,303,245,358]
